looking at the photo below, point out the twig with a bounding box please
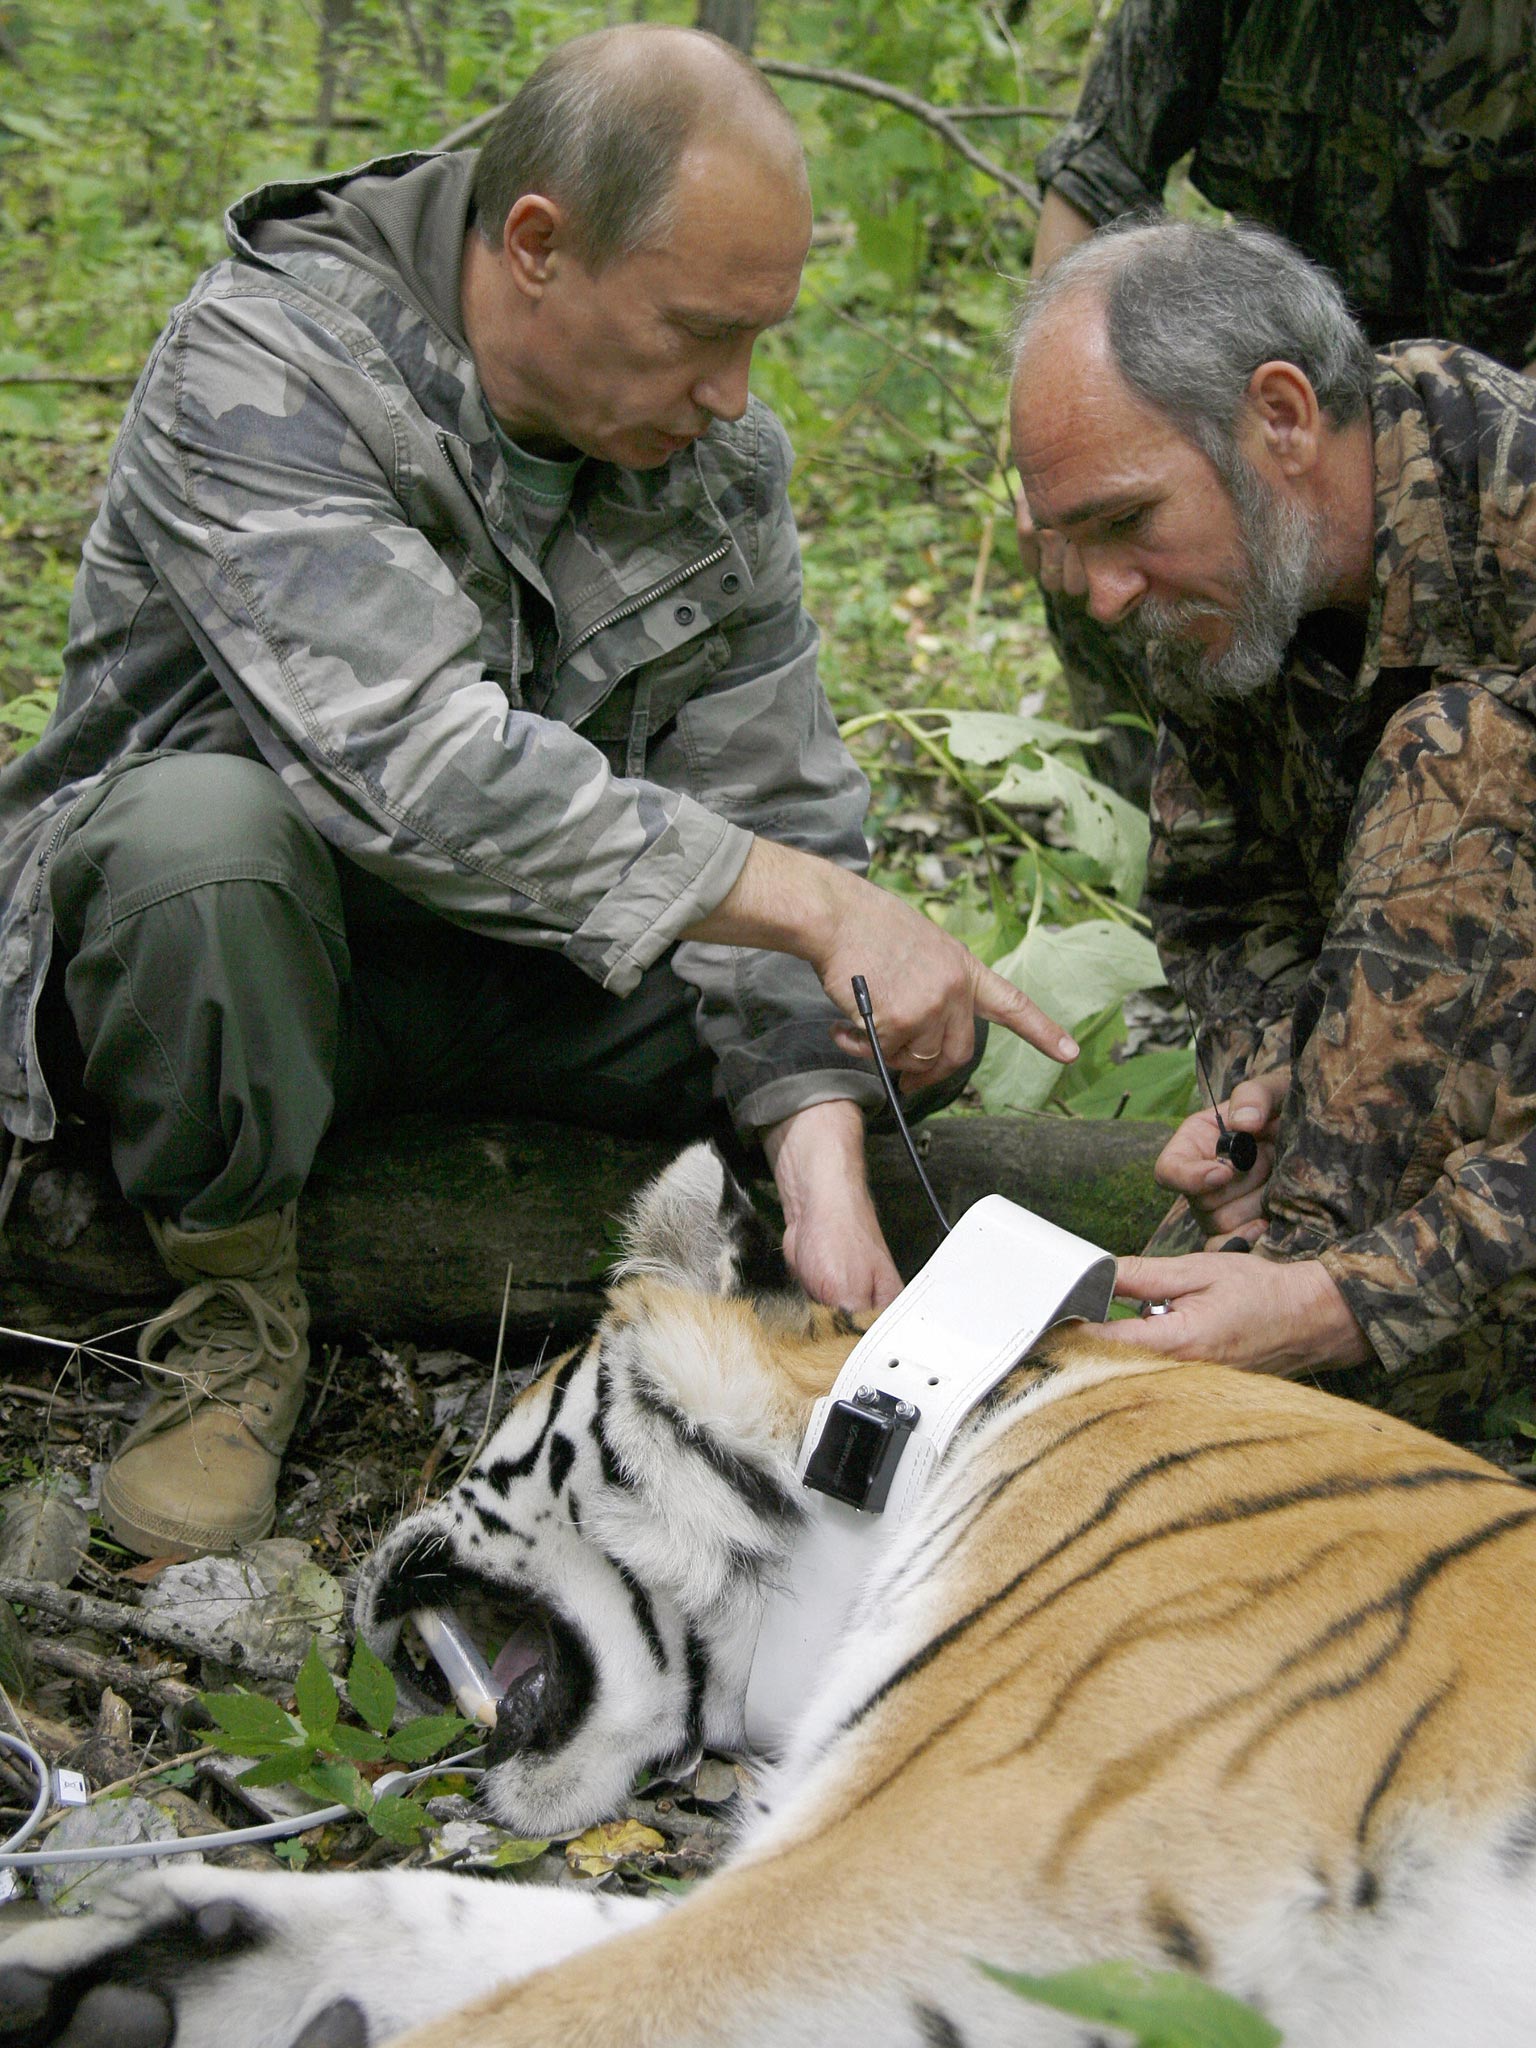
[28,1637,201,1715]
[0,1382,133,1416]
[805,291,1009,492]
[756,59,1040,209]
[839,709,1149,926]
[0,1574,301,1684]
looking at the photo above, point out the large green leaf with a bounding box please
[347,1635,397,1736]
[1061,1045,1199,1122]
[976,921,1167,1115]
[295,1639,339,1738]
[937,709,1102,765]
[201,1689,300,1750]
[386,1712,475,1763]
[979,1960,1282,2047]
[986,751,1150,901]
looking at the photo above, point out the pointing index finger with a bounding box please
[973,967,1079,1063]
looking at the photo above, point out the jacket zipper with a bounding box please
[561,542,731,661]
[30,797,86,915]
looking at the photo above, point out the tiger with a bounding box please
[6,1141,1536,2048]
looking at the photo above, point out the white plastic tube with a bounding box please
[411,1608,500,1727]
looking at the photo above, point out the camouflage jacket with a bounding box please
[1147,343,1536,1367]
[0,153,879,1146]
[1036,0,1536,368]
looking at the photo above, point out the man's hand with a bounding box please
[683,837,1078,1089]
[763,1098,901,1311]
[1154,1067,1290,1244]
[1094,1250,1372,1376]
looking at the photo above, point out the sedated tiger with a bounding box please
[5,1143,1536,2048]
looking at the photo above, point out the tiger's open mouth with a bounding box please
[365,1536,594,1760]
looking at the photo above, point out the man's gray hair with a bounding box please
[1013,217,1375,478]
[470,26,797,269]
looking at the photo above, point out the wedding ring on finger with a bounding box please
[1138,1300,1173,1318]
[907,1049,942,1063]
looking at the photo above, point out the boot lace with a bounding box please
[136,1275,302,1424]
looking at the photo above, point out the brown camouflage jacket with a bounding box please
[1036,0,1536,368]
[1147,342,1536,1368]
[0,154,880,1146]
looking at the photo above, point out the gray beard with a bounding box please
[1115,457,1329,716]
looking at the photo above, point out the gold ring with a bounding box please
[908,1050,942,1063]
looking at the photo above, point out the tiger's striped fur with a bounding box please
[7,1143,1536,2048]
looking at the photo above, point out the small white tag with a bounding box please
[53,1768,89,1806]
[0,1868,23,1904]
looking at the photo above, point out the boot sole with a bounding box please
[100,1476,276,1562]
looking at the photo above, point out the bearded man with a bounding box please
[1010,217,1536,1424]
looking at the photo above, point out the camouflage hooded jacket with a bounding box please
[0,153,880,1147]
[1036,0,1536,369]
[1147,343,1536,1369]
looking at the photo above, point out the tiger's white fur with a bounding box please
[5,1143,1536,2048]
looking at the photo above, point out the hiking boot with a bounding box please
[102,1203,310,1561]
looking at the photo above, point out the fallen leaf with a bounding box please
[565,1818,666,1877]
[0,1481,90,1585]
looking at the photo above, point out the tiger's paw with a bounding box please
[0,1861,663,2048]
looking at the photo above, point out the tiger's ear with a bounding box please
[617,1142,784,1297]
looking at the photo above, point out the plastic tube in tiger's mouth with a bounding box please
[410,1606,500,1727]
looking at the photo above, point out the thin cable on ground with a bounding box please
[0,1752,485,1870]
[0,1729,51,1855]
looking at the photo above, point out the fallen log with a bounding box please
[1,1112,1172,1353]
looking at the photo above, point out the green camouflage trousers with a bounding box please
[1150,682,1536,1433]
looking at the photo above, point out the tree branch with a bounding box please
[433,71,1054,202]
[755,59,1040,209]
[0,1574,300,1684]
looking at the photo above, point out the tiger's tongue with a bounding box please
[490,1624,545,1692]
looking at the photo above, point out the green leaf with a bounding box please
[385,1712,474,1763]
[938,708,1102,765]
[320,1724,392,1763]
[0,108,66,146]
[237,1746,317,1788]
[347,1635,397,1736]
[978,1960,1282,2047]
[1059,1045,1200,1123]
[976,921,1168,1115]
[486,1836,551,1868]
[296,1759,372,1812]
[274,1838,310,1870]
[986,750,1150,901]
[201,1689,301,1749]
[295,1639,340,1737]
[367,1793,431,1845]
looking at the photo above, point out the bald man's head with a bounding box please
[471,26,806,271]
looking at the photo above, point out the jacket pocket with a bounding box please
[575,632,730,777]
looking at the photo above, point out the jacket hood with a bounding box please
[227,150,477,357]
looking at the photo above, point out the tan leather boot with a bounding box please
[102,1203,310,1560]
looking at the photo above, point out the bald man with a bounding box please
[0,27,1074,1560]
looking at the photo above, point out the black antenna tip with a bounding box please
[851,974,875,1021]
[1216,1129,1258,1174]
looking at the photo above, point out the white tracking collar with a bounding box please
[743,1195,1115,1751]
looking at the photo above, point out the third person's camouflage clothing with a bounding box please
[1037,0,1536,370]
[1147,342,1536,1425]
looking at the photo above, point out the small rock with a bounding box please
[34,1796,197,1914]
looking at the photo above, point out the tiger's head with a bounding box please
[353,1143,861,1834]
